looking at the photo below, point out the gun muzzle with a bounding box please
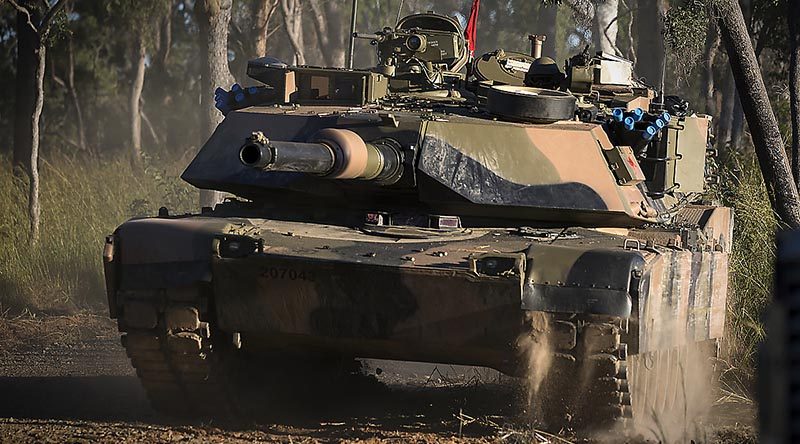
[240,128,403,184]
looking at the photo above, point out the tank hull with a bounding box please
[106,210,730,377]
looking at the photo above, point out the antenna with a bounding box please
[395,0,405,24]
[347,0,358,69]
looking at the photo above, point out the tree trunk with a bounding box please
[130,34,146,164]
[150,2,172,95]
[619,0,637,66]
[309,0,332,66]
[11,0,67,244]
[729,0,755,152]
[281,0,306,65]
[196,0,235,209]
[634,0,668,88]
[730,94,745,150]
[13,8,40,174]
[254,0,278,57]
[702,21,719,116]
[66,38,88,154]
[789,0,800,188]
[323,0,346,67]
[28,42,45,245]
[715,0,800,227]
[594,0,619,54]
[717,70,735,152]
[156,2,172,68]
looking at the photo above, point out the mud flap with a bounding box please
[522,285,632,317]
[520,244,643,317]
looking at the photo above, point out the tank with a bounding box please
[102,12,732,432]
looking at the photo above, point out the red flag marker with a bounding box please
[465,0,480,58]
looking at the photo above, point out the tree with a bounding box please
[9,0,68,245]
[594,0,619,54]
[230,0,279,76]
[309,0,332,65]
[281,0,305,65]
[196,0,235,208]
[115,0,170,165]
[144,0,174,145]
[714,0,800,227]
[728,0,751,152]
[62,38,88,153]
[322,0,346,67]
[49,26,91,154]
[717,72,735,150]
[155,0,172,69]
[702,21,719,116]
[11,1,38,173]
[790,0,800,188]
[130,31,146,163]
[716,0,785,153]
[635,0,668,89]
[254,0,279,58]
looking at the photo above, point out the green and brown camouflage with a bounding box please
[103,12,731,431]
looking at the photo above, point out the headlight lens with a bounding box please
[218,236,259,258]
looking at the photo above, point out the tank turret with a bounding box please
[183,11,714,226]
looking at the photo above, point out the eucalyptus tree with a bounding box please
[714,0,800,227]
[196,0,235,208]
[7,0,68,244]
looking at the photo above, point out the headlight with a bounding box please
[217,235,260,258]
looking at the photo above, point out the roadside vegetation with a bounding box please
[716,153,778,400]
[0,154,195,314]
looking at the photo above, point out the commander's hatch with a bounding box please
[472,50,536,86]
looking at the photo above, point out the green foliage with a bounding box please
[663,0,709,77]
[0,154,195,314]
[108,0,170,46]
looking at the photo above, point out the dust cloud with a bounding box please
[624,342,717,443]
[516,311,555,417]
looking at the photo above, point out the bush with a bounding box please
[0,154,195,314]
[715,153,778,396]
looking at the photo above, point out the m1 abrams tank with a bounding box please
[103,11,731,432]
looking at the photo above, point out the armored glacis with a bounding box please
[103,11,731,432]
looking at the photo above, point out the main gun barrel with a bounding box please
[240,128,403,185]
[240,139,335,174]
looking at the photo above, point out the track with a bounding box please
[0,314,756,443]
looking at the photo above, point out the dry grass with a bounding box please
[0,312,117,350]
[713,153,778,401]
[0,153,195,314]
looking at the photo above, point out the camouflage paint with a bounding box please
[183,107,659,227]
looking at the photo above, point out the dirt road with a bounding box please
[0,314,756,443]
